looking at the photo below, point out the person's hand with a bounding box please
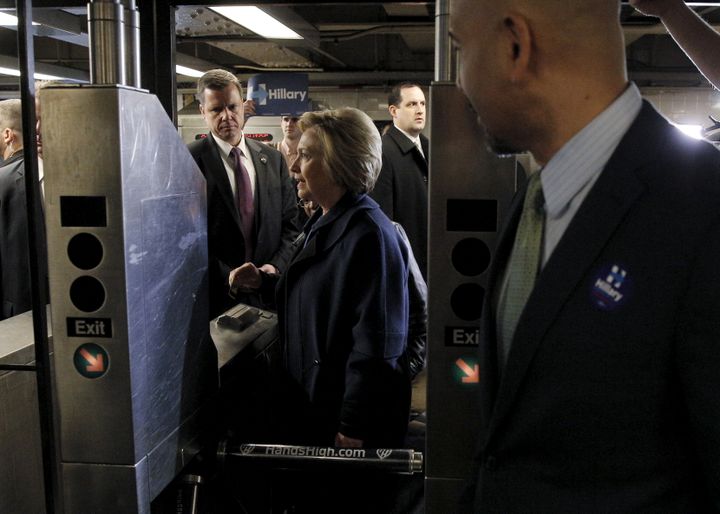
[244,99,256,120]
[335,432,363,448]
[629,0,677,19]
[228,262,262,296]
[258,263,278,275]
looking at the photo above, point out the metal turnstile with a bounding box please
[425,82,519,512]
[43,84,214,513]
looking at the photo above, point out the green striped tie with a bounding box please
[497,171,545,366]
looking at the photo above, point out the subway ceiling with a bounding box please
[0,1,719,93]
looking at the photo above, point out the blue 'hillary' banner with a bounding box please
[247,73,309,116]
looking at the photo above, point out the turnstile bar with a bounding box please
[220,442,423,475]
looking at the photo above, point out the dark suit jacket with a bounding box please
[371,125,429,278]
[266,193,411,448]
[470,102,720,512]
[188,134,298,317]
[0,154,31,319]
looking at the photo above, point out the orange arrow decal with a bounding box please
[79,348,105,372]
[455,358,479,383]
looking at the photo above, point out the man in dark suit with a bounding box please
[450,0,720,511]
[0,99,31,320]
[188,69,297,318]
[371,82,429,278]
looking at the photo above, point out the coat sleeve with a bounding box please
[392,222,427,380]
[337,226,409,442]
[268,156,299,273]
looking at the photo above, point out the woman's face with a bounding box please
[290,127,345,213]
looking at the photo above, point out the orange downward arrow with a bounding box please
[80,348,105,372]
[456,358,479,383]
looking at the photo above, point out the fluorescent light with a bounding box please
[209,6,303,39]
[0,12,40,26]
[0,66,65,81]
[674,123,703,140]
[176,65,205,78]
[35,72,64,80]
[0,66,20,76]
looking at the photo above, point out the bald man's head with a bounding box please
[450,0,627,161]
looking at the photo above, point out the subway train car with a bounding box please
[1,1,720,513]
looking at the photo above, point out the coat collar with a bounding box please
[387,125,428,173]
[291,192,374,268]
[389,125,428,153]
[484,101,664,443]
[0,152,24,169]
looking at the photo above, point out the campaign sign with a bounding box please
[247,73,309,116]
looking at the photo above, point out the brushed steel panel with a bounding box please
[62,460,150,514]
[44,86,135,464]
[426,83,516,497]
[44,85,213,511]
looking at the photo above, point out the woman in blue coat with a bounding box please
[230,107,411,450]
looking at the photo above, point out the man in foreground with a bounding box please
[449,0,720,510]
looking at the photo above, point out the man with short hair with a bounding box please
[188,69,298,318]
[274,115,301,170]
[450,0,720,511]
[0,99,31,319]
[371,82,429,278]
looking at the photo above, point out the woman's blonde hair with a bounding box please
[299,107,382,194]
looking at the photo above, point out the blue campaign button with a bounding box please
[590,263,631,311]
[73,343,109,379]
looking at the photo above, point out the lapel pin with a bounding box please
[260,155,268,164]
[591,264,630,311]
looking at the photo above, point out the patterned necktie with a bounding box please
[497,171,545,367]
[230,147,255,261]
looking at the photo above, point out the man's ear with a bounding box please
[503,13,532,84]
[388,104,397,119]
[1,127,11,144]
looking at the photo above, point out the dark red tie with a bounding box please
[230,147,255,261]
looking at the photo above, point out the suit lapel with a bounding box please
[246,137,272,238]
[480,185,525,423]
[390,126,428,175]
[486,103,660,442]
[204,134,242,228]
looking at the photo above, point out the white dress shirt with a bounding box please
[539,83,642,267]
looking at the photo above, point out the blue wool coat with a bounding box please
[267,193,411,447]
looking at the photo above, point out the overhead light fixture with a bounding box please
[0,66,64,80]
[175,65,205,78]
[209,6,303,40]
[0,12,40,26]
